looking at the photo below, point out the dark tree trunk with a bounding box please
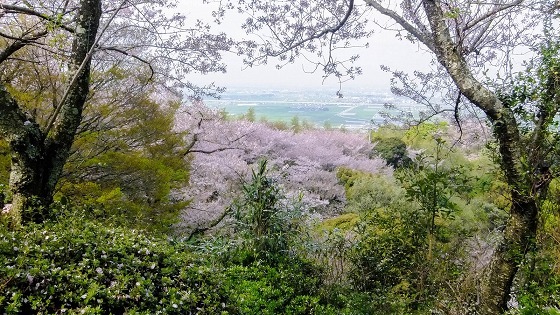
[0,87,48,225]
[0,0,102,226]
[482,197,538,313]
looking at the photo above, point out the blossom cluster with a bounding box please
[174,103,388,234]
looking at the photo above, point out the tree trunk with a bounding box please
[419,0,539,312]
[8,122,50,224]
[481,196,538,313]
[0,87,45,225]
[0,0,102,226]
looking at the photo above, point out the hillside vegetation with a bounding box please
[2,106,559,313]
[1,0,560,313]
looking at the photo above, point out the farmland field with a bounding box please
[200,88,421,129]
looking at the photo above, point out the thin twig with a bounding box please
[269,0,355,57]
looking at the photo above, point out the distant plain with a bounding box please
[202,88,420,129]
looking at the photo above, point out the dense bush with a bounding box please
[230,159,310,265]
[57,96,190,233]
[336,167,403,214]
[513,179,560,314]
[370,137,412,168]
[0,212,340,314]
[337,142,487,313]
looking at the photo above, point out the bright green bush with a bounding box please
[0,220,221,314]
[57,96,190,233]
[318,213,359,232]
[338,149,479,313]
[221,261,324,314]
[403,121,448,148]
[335,169,397,212]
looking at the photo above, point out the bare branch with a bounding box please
[451,91,463,148]
[0,4,75,33]
[45,0,128,136]
[364,0,435,51]
[0,30,48,64]
[96,46,155,82]
[464,0,524,31]
[269,0,355,57]
[185,206,232,242]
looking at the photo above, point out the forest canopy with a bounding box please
[1,0,560,314]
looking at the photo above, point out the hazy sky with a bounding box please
[186,1,434,92]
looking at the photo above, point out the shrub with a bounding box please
[336,167,402,213]
[0,217,228,314]
[371,137,412,168]
[231,159,306,263]
[56,97,190,233]
[319,213,359,232]
[0,212,339,314]
[338,151,475,313]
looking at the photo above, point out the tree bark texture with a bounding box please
[419,0,538,313]
[0,0,102,225]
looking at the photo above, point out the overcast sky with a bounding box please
[186,1,434,92]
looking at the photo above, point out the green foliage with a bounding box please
[348,189,473,313]
[396,138,467,226]
[232,160,305,263]
[338,143,482,312]
[342,172,423,302]
[291,115,302,132]
[301,119,314,130]
[514,180,560,314]
[403,121,448,148]
[336,166,363,195]
[243,107,256,122]
[220,260,326,314]
[517,249,560,315]
[57,96,190,233]
[496,42,560,194]
[0,212,342,314]
[443,7,461,19]
[318,213,359,232]
[337,167,403,212]
[350,201,440,312]
[371,136,412,168]
[0,217,226,314]
[499,43,560,128]
[495,43,560,314]
[370,123,453,169]
[259,116,315,132]
[0,140,8,188]
[268,120,290,130]
[1,60,190,232]
[370,124,405,140]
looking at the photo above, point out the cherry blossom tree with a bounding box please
[0,0,236,225]
[218,0,559,312]
[174,104,387,236]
